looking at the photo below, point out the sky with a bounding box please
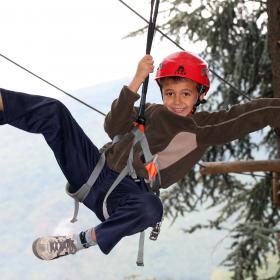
[0,0,200,97]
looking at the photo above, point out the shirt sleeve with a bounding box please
[193,98,280,145]
[104,86,140,139]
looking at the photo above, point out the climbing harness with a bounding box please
[66,125,161,264]
[66,0,161,267]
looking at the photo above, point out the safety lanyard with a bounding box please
[136,0,160,128]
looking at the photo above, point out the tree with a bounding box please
[267,0,280,151]
[133,0,280,279]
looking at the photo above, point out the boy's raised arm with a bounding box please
[128,55,154,93]
[104,55,154,139]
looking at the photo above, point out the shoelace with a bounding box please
[50,237,77,256]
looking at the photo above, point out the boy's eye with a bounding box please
[182,91,191,97]
[165,91,173,96]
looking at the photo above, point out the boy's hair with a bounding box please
[157,76,204,94]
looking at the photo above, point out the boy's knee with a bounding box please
[44,99,71,124]
[49,99,67,115]
[41,99,72,139]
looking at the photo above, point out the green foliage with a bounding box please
[147,0,280,279]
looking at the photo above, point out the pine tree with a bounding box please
[134,0,280,279]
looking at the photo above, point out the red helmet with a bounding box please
[155,51,210,93]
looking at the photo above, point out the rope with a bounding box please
[137,0,160,124]
[117,0,251,102]
[0,53,106,116]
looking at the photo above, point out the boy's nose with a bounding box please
[174,95,181,104]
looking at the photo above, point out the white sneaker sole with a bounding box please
[32,238,45,260]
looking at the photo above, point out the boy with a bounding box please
[0,51,280,261]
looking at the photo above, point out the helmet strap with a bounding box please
[190,85,207,116]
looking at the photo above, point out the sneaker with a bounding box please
[32,235,78,260]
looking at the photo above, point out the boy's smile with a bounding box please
[162,78,202,117]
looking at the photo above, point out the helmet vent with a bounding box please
[157,63,163,70]
[175,65,186,76]
[201,68,209,77]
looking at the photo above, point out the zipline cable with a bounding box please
[0,53,106,116]
[0,6,261,179]
[0,1,252,117]
[118,0,251,102]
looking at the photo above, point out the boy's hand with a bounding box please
[128,55,154,93]
[135,54,154,83]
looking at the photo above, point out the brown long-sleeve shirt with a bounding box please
[103,86,280,188]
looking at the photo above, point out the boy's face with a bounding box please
[162,78,204,117]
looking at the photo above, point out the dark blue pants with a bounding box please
[0,88,163,254]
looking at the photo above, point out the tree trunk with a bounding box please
[267,0,280,154]
[267,0,280,248]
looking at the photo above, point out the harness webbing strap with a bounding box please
[66,152,106,223]
[66,135,121,223]
[127,136,140,179]
[132,127,161,194]
[136,231,145,266]
[102,166,129,219]
[67,153,106,202]
[131,128,153,162]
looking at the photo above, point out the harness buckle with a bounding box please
[145,154,159,181]
[133,121,145,133]
[149,220,162,241]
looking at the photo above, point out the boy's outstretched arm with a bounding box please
[128,54,154,93]
[192,98,280,146]
[0,94,3,111]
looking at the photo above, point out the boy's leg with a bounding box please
[83,176,163,255]
[95,190,163,255]
[32,177,163,260]
[0,89,163,259]
[0,88,101,192]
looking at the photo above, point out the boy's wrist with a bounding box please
[128,77,143,93]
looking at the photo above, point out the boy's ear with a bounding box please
[199,93,206,101]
